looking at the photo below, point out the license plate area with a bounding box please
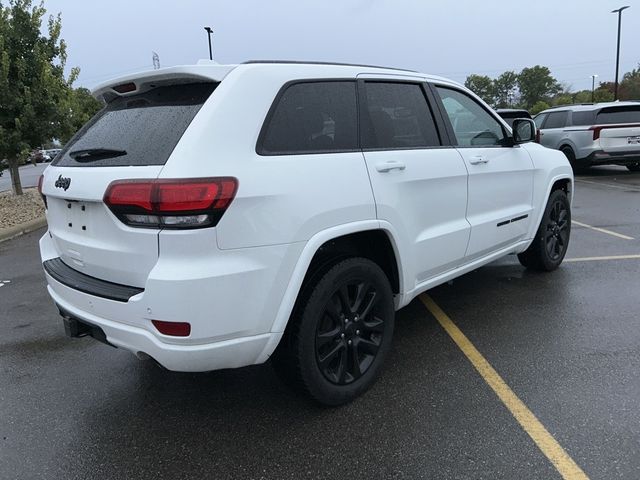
[627,136,640,145]
[63,200,92,233]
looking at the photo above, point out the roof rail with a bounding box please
[242,60,417,73]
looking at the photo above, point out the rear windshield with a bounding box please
[596,106,640,125]
[54,83,216,167]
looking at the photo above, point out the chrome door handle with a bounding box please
[469,156,489,165]
[375,161,406,173]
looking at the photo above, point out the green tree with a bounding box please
[493,71,519,108]
[464,74,495,105]
[0,0,76,194]
[517,66,561,109]
[59,87,102,144]
[620,65,640,100]
[551,94,573,106]
[530,101,550,115]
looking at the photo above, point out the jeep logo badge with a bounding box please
[55,175,71,191]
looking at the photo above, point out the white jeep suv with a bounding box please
[39,61,573,405]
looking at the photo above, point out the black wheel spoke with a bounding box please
[358,290,377,320]
[349,343,362,380]
[337,285,353,314]
[317,325,341,348]
[356,337,380,356]
[361,316,384,334]
[318,342,344,369]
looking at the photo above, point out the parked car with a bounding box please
[496,108,532,127]
[39,61,572,405]
[534,102,640,171]
[45,148,62,161]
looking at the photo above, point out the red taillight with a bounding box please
[535,128,541,143]
[37,174,47,208]
[152,320,191,337]
[589,126,602,140]
[104,177,238,229]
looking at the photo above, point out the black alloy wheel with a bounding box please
[272,257,394,406]
[315,281,384,385]
[544,197,570,261]
[518,189,571,271]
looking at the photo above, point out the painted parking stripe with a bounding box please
[420,294,589,480]
[575,179,640,192]
[565,254,640,263]
[572,220,634,240]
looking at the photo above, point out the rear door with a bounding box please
[359,78,470,285]
[432,85,534,261]
[42,82,216,287]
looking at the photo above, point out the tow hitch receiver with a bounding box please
[59,308,114,347]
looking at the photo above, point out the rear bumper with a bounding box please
[39,231,301,372]
[583,150,640,166]
[48,283,278,372]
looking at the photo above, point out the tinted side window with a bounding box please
[534,113,548,128]
[436,87,506,147]
[362,82,440,149]
[570,111,596,126]
[543,111,568,129]
[259,82,358,155]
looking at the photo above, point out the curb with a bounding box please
[0,216,47,243]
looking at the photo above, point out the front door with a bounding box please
[432,85,535,261]
[359,79,471,286]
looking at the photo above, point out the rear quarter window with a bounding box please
[570,111,596,126]
[596,106,640,124]
[258,81,358,155]
[54,83,216,167]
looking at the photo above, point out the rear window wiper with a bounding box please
[69,148,127,162]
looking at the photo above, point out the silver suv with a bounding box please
[534,102,640,172]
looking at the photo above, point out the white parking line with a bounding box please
[565,254,640,263]
[572,220,634,240]
[575,179,640,192]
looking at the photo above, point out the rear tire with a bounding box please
[272,257,395,406]
[518,189,571,272]
[627,163,640,172]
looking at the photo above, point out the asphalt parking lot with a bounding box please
[1,167,639,480]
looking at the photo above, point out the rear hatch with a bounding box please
[593,105,640,153]
[42,81,217,287]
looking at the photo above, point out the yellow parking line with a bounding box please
[565,254,640,262]
[420,294,589,480]
[572,220,634,240]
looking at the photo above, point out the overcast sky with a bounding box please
[43,0,639,92]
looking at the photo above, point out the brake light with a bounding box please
[152,320,191,337]
[113,82,137,94]
[104,178,238,229]
[37,174,47,208]
[589,126,602,140]
[535,128,541,143]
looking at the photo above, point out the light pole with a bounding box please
[204,26,213,61]
[611,6,630,101]
[591,74,598,103]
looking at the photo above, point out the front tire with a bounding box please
[518,189,571,271]
[272,257,395,406]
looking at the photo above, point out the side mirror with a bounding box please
[512,118,536,144]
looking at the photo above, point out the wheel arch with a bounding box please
[525,173,573,245]
[268,221,404,337]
